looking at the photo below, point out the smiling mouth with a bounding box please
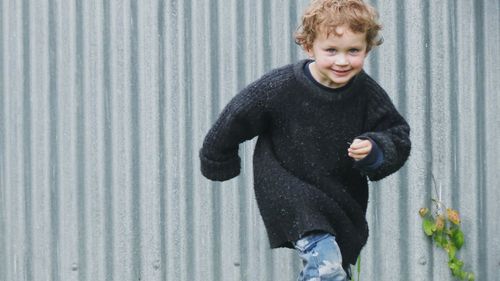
[332,69,351,76]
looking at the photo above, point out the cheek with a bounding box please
[350,57,365,68]
[316,58,333,68]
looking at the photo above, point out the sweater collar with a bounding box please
[293,59,367,102]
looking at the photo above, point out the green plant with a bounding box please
[419,176,475,281]
[351,255,361,281]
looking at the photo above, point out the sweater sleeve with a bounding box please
[199,79,271,181]
[358,84,411,181]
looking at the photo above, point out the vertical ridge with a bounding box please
[448,0,460,212]
[422,1,435,278]
[369,0,379,80]
[129,0,141,279]
[101,0,114,280]
[261,0,272,71]
[288,0,298,61]
[183,1,195,280]
[75,0,87,279]
[48,0,60,280]
[157,0,167,280]
[0,1,7,281]
[165,0,181,278]
[473,1,487,279]
[21,0,33,279]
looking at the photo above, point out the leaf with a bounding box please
[423,218,435,236]
[448,258,465,278]
[356,255,361,281]
[467,272,475,281]
[449,264,460,277]
[446,244,457,259]
[451,228,465,249]
[434,233,448,248]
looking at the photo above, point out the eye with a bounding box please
[349,48,360,54]
[326,48,336,54]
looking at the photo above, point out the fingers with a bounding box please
[348,139,372,160]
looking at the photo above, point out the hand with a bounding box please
[348,139,372,161]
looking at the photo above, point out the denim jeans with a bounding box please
[294,232,348,281]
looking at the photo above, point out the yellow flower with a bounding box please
[435,215,445,231]
[419,207,429,217]
[447,208,461,225]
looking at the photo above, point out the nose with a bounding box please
[335,54,348,66]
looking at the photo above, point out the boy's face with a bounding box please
[306,25,368,89]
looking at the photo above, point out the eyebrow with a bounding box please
[323,45,365,49]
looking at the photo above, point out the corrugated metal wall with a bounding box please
[1,0,499,280]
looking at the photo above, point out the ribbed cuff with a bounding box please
[199,150,241,181]
[353,137,383,171]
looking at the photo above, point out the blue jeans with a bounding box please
[294,233,348,281]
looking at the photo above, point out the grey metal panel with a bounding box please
[0,0,499,280]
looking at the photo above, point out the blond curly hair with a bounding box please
[295,0,383,52]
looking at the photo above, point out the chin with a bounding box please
[330,77,351,86]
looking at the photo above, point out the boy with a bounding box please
[199,0,411,280]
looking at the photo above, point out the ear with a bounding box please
[305,47,314,59]
[363,45,370,57]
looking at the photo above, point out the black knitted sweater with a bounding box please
[199,59,411,267]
